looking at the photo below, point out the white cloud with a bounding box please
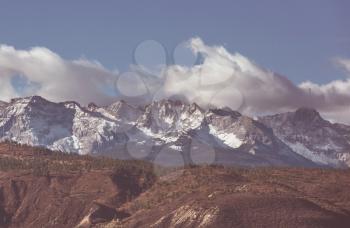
[158,38,350,124]
[334,57,350,76]
[0,45,117,105]
[159,38,302,113]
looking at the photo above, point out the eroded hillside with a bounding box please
[0,143,350,228]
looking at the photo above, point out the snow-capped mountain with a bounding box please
[259,108,350,168]
[0,96,347,167]
[0,96,128,154]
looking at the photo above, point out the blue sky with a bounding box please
[0,0,349,84]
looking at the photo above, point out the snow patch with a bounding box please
[169,145,183,151]
[209,125,243,149]
[283,141,340,167]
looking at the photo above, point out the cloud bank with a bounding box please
[0,39,350,123]
[0,45,117,105]
[158,38,350,123]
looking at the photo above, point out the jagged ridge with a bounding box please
[0,96,349,167]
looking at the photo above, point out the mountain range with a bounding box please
[0,96,349,168]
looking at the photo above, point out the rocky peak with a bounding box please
[205,108,242,129]
[62,102,82,113]
[259,107,350,167]
[28,95,49,103]
[10,95,50,106]
[106,100,142,122]
[107,100,127,110]
[3,96,60,117]
[148,99,186,112]
[207,107,241,118]
[189,102,203,112]
[137,100,205,135]
[293,107,323,123]
[87,102,99,110]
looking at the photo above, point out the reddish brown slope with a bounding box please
[0,143,155,228]
[107,167,350,228]
[1,143,350,228]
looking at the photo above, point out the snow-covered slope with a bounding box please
[0,96,342,167]
[259,108,350,167]
[136,100,204,142]
[105,100,143,123]
[198,108,314,167]
[0,96,129,154]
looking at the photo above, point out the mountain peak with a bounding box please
[87,102,99,109]
[208,107,241,118]
[108,99,137,112]
[294,107,322,122]
[151,99,185,107]
[106,100,142,122]
[1,96,349,168]
[9,96,55,109]
[113,99,127,105]
[10,95,46,104]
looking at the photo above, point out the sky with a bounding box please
[0,0,349,82]
[0,0,350,122]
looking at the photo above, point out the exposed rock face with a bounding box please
[150,205,220,228]
[259,108,350,167]
[77,203,130,227]
[0,96,349,167]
